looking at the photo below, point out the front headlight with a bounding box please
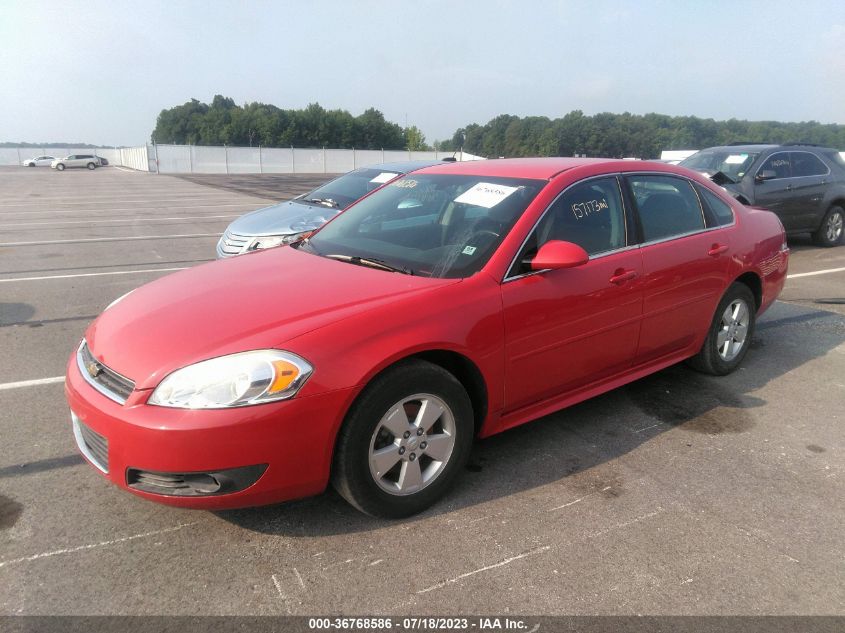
[247,232,307,251]
[148,350,313,409]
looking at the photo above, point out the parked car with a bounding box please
[217,161,442,257]
[51,154,100,171]
[680,144,845,246]
[66,158,788,518]
[22,155,56,167]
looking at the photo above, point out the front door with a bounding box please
[501,176,643,412]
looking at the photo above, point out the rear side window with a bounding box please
[698,187,735,226]
[791,152,828,177]
[758,152,792,179]
[628,175,705,242]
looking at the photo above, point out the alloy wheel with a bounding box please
[716,299,750,361]
[368,393,456,496]
[826,211,843,243]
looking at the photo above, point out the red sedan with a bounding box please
[66,158,789,518]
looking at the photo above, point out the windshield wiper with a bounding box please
[304,198,339,208]
[324,254,414,275]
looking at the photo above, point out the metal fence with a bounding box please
[148,145,482,174]
[0,144,483,174]
[0,146,151,171]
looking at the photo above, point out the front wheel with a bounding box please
[813,206,844,247]
[56,163,65,171]
[688,282,756,376]
[332,359,473,518]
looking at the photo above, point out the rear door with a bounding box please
[501,175,643,411]
[789,151,829,230]
[626,174,732,365]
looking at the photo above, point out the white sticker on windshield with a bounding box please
[724,154,748,164]
[454,182,519,208]
[370,172,399,184]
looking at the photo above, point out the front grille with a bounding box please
[218,230,251,257]
[72,414,109,473]
[77,341,135,404]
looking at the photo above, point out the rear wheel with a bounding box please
[688,282,756,376]
[56,163,65,171]
[331,359,473,518]
[813,206,844,247]
[87,162,96,170]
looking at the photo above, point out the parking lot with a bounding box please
[1,166,843,616]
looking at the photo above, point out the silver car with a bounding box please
[217,161,444,258]
[51,154,100,171]
[22,155,56,167]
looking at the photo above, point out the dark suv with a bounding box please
[680,144,845,246]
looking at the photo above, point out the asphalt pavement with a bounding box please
[0,166,843,616]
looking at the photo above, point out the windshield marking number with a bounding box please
[571,198,608,219]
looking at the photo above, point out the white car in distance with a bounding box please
[22,155,56,167]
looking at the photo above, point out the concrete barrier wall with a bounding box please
[0,146,150,171]
[1,145,485,173]
[149,145,482,174]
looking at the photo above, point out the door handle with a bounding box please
[609,269,638,285]
[786,184,793,191]
[708,244,729,256]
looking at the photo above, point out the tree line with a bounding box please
[151,96,845,158]
[440,111,845,158]
[151,95,430,151]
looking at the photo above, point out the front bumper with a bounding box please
[65,353,356,509]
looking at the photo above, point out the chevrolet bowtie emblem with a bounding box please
[86,361,103,378]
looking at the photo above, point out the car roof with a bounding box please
[365,160,445,174]
[697,144,839,153]
[414,157,640,179]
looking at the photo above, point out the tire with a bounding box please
[331,359,474,518]
[87,162,96,170]
[56,163,65,171]
[688,282,756,376]
[27,163,35,167]
[812,206,844,247]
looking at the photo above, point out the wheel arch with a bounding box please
[733,271,763,311]
[341,347,490,438]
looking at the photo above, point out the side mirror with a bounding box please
[755,170,777,183]
[530,240,589,271]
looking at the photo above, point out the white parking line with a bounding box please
[0,234,219,247]
[0,214,239,228]
[0,522,198,569]
[0,267,188,283]
[0,376,65,391]
[788,267,845,279]
[0,203,255,215]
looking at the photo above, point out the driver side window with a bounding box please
[509,177,627,277]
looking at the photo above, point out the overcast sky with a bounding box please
[1,0,843,146]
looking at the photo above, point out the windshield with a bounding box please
[294,168,404,210]
[300,173,545,279]
[680,150,760,182]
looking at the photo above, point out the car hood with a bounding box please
[85,247,459,390]
[226,200,340,236]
